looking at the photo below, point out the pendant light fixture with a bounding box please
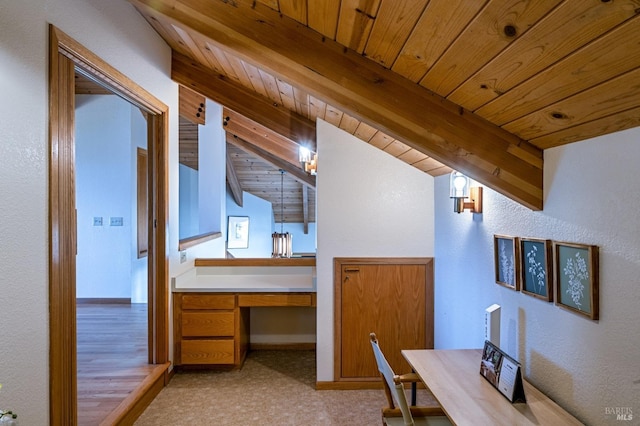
[272,169,292,258]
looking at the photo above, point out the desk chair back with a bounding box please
[370,333,451,426]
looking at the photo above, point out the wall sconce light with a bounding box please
[449,171,483,214]
[299,146,317,175]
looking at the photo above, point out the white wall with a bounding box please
[0,1,177,423]
[434,127,640,425]
[315,119,435,381]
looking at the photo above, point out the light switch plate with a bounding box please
[110,217,124,226]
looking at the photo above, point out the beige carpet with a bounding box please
[134,350,438,425]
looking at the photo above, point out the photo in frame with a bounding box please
[227,216,250,249]
[479,340,526,403]
[494,235,520,290]
[520,238,553,302]
[554,242,599,320]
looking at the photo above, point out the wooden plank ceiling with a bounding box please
[132,0,640,214]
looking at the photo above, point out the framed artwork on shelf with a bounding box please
[227,216,250,249]
[554,242,599,320]
[494,235,520,290]
[520,238,553,302]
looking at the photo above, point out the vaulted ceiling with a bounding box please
[131,0,640,220]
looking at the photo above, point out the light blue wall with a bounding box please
[226,190,273,258]
[226,190,317,257]
[75,94,147,300]
[179,164,199,240]
[281,222,317,254]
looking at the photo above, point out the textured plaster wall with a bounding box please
[0,0,177,423]
[315,119,435,381]
[434,127,640,425]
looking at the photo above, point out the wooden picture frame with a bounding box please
[554,242,599,320]
[494,235,520,290]
[520,238,553,302]
[227,216,250,249]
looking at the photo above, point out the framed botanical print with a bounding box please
[494,235,520,290]
[520,238,553,302]
[554,241,599,320]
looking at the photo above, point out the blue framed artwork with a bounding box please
[554,241,599,320]
[494,235,520,290]
[520,238,553,302]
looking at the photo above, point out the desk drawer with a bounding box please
[181,339,235,365]
[238,293,312,307]
[182,311,235,337]
[181,294,235,310]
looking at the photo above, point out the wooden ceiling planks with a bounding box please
[449,0,640,112]
[476,14,640,126]
[419,0,561,98]
[228,143,315,223]
[131,0,640,211]
[392,0,484,82]
[363,0,428,68]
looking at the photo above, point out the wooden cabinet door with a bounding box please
[335,258,433,381]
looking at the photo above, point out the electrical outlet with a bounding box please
[110,217,123,226]
[93,217,103,226]
[180,251,187,263]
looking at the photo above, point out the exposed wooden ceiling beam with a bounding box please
[223,108,302,169]
[172,52,316,148]
[225,133,316,189]
[226,149,243,207]
[179,85,205,125]
[132,0,543,210]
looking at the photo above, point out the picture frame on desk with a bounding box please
[520,238,553,302]
[494,235,520,290]
[554,241,599,320]
[480,340,526,403]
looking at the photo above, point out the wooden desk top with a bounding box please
[402,349,583,426]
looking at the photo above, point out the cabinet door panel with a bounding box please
[339,261,430,379]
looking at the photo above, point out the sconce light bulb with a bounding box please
[453,175,467,191]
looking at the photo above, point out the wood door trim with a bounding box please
[333,257,434,383]
[48,25,169,425]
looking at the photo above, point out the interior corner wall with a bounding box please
[0,1,177,424]
[315,119,435,382]
[434,127,640,425]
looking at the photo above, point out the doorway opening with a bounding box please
[49,25,169,424]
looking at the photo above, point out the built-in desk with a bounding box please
[402,349,583,426]
[172,258,316,369]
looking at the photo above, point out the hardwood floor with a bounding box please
[77,303,153,425]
